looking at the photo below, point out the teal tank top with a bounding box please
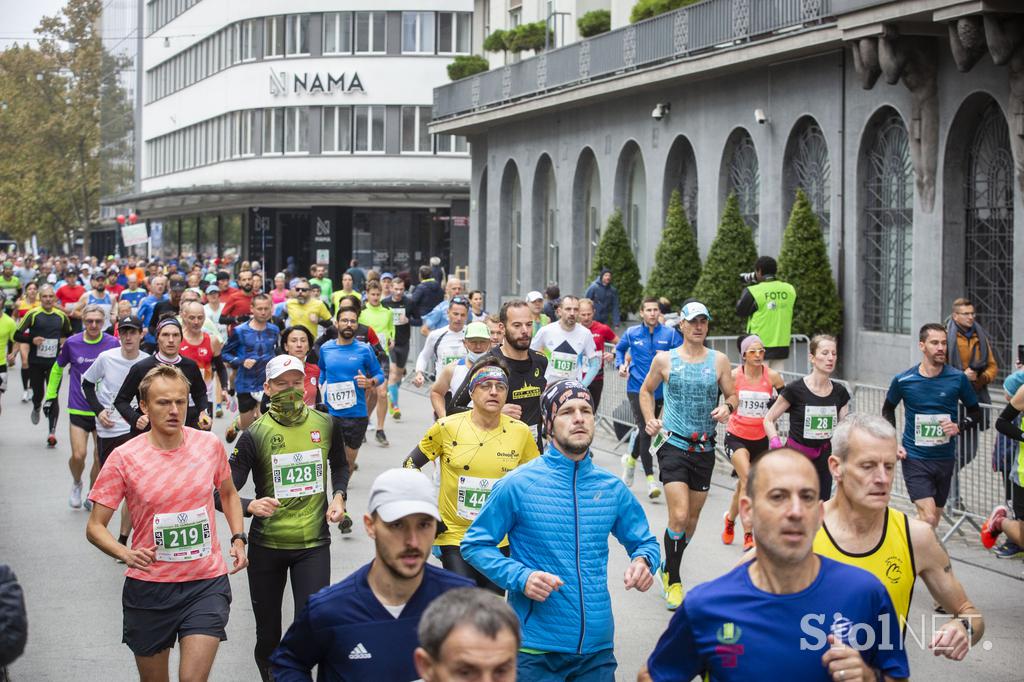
[663,349,719,453]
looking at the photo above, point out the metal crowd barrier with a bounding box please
[592,343,1013,545]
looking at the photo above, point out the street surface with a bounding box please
[2,381,1022,681]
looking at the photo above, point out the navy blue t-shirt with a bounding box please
[646,557,909,682]
[271,562,473,681]
[886,365,978,460]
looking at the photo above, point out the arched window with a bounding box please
[626,153,646,254]
[532,158,558,287]
[725,129,760,241]
[663,136,698,235]
[785,118,831,248]
[584,161,601,275]
[501,163,522,295]
[573,149,601,286]
[965,102,1014,377]
[862,111,913,334]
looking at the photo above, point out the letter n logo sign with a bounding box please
[269,69,287,96]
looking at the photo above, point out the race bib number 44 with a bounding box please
[914,414,950,447]
[272,449,324,499]
[457,475,498,521]
[153,507,212,562]
[325,380,357,410]
[803,405,837,440]
[38,338,58,359]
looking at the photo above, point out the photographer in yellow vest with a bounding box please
[735,256,796,371]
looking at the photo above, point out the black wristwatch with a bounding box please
[957,616,973,641]
[230,532,248,545]
[333,490,347,501]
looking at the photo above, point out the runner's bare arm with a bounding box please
[711,351,737,421]
[86,502,154,569]
[217,474,249,574]
[911,519,985,653]
[429,364,453,417]
[639,352,668,430]
[763,395,791,441]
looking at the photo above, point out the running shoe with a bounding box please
[215,404,223,418]
[994,541,1024,559]
[721,512,735,545]
[621,453,636,487]
[83,497,92,512]
[658,564,684,611]
[69,481,83,509]
[31,407,40,425]
[375,430,390,447]
[390,405,402,420]
[980,505,1009,549]
[46,434,57,448]
[743,533,755,551]
[21,389,30,403]
[647,479,662,500]
[225,421,239,443]
[339,513,354,535]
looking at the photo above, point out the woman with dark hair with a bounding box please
[276,326,320,408]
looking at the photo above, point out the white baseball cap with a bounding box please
[368,469,441,522]
[526,291,544,303]
[680,301,712,321]
[265,354,305,380]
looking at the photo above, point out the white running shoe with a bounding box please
[69,481,83,509]
[647,480,662,500]
[621,453,636,487]
[21,389,30,403]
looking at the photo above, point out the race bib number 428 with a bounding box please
[272,449,325,499]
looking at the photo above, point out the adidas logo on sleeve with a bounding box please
[348,643,372,660]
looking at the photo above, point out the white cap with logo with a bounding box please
[265,354,306,380]
[368,469,441,522]
[680,301,712,321]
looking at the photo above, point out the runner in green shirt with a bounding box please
[0,293,17,415]
[218,354,350,682]
[358,280,395,446]
[309,263,334,308]
[0,260,21,314]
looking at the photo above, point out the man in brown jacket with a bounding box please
[946,297,997,506]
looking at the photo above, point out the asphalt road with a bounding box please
[1,379,1022,681]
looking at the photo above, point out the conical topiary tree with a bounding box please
[590,209,642,321]
[691,194,758,335]
[644,189,702,309]
[778,189,843,337]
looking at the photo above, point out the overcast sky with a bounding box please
[0,0,70,50]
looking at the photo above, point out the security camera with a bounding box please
[651,102,670,120]
[754,108,768,125]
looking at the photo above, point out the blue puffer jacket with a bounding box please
[461,446,660,654]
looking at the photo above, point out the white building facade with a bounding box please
[117,0,473,280]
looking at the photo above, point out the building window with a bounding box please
[625,153,645,255]
[401,106,432,153]
[726,129,760,242]
[355,12,386,54]
[284,108,309,153]
[402,12,436,54]
[862,111,913,334]
[785,118,831,249]
[322,106,353,153]
[238,19,256,62]
[436,134,468,154]
[437,13,471,54]
[234,110,255,157]
[965,101,1014,378]
[265,16,285,58]
[263,108,285,154]
[354,106,385,153]
[286,14,310,56]
[324,12,353,54]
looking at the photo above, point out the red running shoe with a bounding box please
[981,505,1009,549]
[721,512,735,545]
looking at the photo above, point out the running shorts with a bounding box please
[122,575,231,657]
[334,416,369,450]
[657,442,715,492]
[69,413,97,433]
[901,457,955,508]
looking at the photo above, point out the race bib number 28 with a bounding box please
[803,405,837,440]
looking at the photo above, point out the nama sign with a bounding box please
[269,69,365,96]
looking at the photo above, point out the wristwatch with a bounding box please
[957,616,973,640]
[230,532,248,545]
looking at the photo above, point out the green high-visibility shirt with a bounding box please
[745,279,796,348]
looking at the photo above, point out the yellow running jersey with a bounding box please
[813,507,916,629]
[416,411,539,546]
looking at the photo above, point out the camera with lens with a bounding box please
[739,271,758,284]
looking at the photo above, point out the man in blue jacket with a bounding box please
[615,297,683,499]
[462,380,659,682]
[583,268,620,327]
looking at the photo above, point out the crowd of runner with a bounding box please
[0,249,1016,681]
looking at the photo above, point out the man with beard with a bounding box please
[221,269,257,326]
[882,323,981,528]
[76,271,119,333]
[271,468,472,681]
[448,301,546,446]
[640,450,909,682]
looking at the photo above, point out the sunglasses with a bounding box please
[295,287,310,292]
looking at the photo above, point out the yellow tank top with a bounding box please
[813,507,915,629]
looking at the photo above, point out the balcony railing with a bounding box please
[434,0,834,120]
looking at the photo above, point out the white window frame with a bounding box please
[323,12,353,55]
[354,12,386,54]
[402,12,435,54]
[286,14,310,57]
[263,108,284,155]
[437,12,471,55]
[353,105,385,154]
[436,134,468,155]
[322,106,353,154]
[265,16,285,58]
[401,106,432,154]
[284,107,309,154]
[239,19,256,62]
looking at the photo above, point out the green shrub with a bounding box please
[577,9,611,37]
[630,0,701,24]
[447,55,490,81]
[483,29,509,53]
[507,22,553,53]
[644,190,701,309]
[691,194,758,335]
[778,189,843,337]
[591,209,643,320]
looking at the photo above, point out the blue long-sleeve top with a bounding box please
[221,321,280,393]
[461,445,660,655]
[137,292,168,344]
[614,322,683,396]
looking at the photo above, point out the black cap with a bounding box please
[117,315,143,331]
[169,279,186,291]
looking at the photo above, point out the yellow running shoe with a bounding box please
[665,582,684,610]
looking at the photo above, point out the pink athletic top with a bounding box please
[727,365,774,441]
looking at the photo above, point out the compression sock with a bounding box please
[647,474,656,484]
[664,529,688,584]
[20,368,29,389]
[388,382,400,408]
